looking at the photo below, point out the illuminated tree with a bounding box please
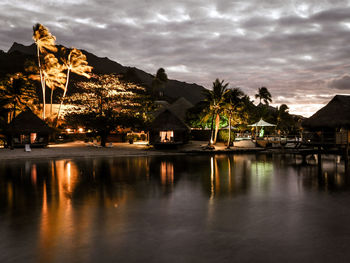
[0,73,38,122]
[202,79,229,144]
[57,48,92,121]
[32,23,57,119]
[43,54,66,119]
[65,74,153,146]
[223,88,244,148]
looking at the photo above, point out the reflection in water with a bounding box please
[160,161,174,186]
[0,154,350,262]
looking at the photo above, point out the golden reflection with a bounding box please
[160,161,174,185]
[7,182,13,209]
[39,160,78,263]
[214,157,220,194]
[31,164,37,185]
[210,157,214,200]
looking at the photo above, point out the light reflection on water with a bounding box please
[0,154,350,262]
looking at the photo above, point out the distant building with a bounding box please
[148,97,193,147]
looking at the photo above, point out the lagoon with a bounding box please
[0,154,349,262]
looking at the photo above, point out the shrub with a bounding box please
[217,130,235,143]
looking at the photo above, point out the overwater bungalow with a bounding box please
[302,95,350,146]
[5,109,52,147]
[148,97,193,147]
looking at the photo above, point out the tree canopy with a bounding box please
[65,74,154,146]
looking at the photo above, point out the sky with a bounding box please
[1,0,350,117]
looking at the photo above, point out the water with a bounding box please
[0,154,350,263]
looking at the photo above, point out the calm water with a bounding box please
[0,154,350,263]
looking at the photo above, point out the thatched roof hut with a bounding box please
[303,95,350,129]
[149,97,193,146]
[6,110,52,134]
[5,110,52,147]
[149,109,189,132]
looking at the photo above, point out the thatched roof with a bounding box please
[6,110,52,134]
[167,97,194,121]
[149,109,190,131]
[149,97,193,131]
[303,95,350,129]
[154,97,194,121]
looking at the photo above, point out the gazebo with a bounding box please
[249,118,276,128]
[5,109,52,147]
[249,118,276,137]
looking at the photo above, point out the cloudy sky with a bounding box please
[1,0,350,116]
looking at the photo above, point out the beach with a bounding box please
[0,141,263,160]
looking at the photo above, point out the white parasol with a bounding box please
[248,118,276,127]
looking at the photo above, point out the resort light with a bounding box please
[66,128,71,133]
[78,128,84,133]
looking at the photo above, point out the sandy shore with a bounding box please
[0,141,263,160]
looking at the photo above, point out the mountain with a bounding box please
[1,42,205,104]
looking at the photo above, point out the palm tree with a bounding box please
[42,54,66,119]
[32,23,57,119]
[224,88,244,148]
[203,79,230,144]
[255,87,272,105]
[57,48,92,121]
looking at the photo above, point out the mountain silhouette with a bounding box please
[1,42,205,104]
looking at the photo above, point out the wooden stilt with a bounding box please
[317,146,322,170]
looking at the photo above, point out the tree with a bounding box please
[223,88,244,148]
[42,54,66,119]
[277,104,294,134]
[0,73,38,122]
[65,74,153,146]
[152,68,168,98]
[32,23,57,119]
[202,79,230,144]
[255,87,272,105]
[57,48,93,121]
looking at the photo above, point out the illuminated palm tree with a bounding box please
[255,87,272,105]
[224,88,244,148]
[32,23,57,119]
[57,48,92,120]
[203,79,229,144]
[42,54,66,119]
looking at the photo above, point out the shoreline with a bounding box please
[0,141,265,161]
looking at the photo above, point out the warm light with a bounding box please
[78,128,83,133]
[160,161,174,185]
[66,128,71,133]
[210,157,214,199]
[67,162,71,192]
[160,131,174,142]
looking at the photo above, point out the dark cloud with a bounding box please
[328,75,350,90]
[1,0,350,116]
